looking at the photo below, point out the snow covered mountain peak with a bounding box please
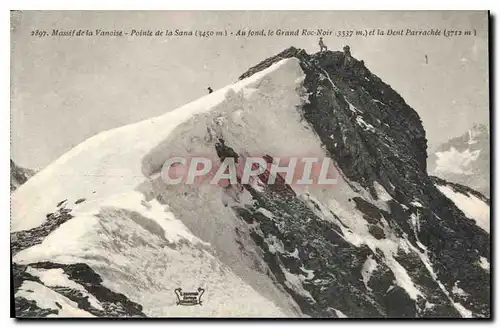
[12,47,489,318]
[428,123,489,197]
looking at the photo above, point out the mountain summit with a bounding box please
[11,47,490,318]
[428,123,490,198]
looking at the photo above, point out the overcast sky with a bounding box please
[11,10,489,169]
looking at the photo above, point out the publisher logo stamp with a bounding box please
[174,287,205,306]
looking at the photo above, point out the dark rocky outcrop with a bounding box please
[232,47,490,318]
[13,262,146,318]
[11,208,73,257]
[12,208,147,318]
[431,176,490,205]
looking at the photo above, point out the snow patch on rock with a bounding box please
[436,184,490,233]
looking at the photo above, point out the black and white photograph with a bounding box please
[9,10,491,319]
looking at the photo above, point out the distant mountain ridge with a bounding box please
[428,124,489,197]
[10,160,36,192]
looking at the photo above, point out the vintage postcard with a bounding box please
[10,10,490,318]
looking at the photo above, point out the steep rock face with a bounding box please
[240,47,428,197]
[230,47,489,317]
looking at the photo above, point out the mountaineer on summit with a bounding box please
[343,45,352,66]
[318,37,328,52]
[207,87,213,94]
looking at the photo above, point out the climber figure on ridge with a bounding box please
[343,45,353,66]
[318,37,328,52]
